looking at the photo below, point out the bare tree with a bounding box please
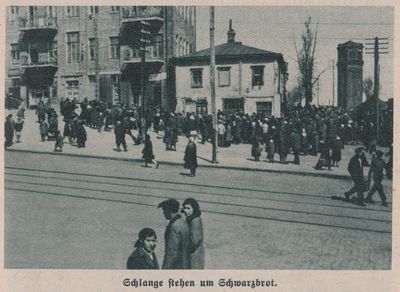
[294,17,319,107]
[363,77,374,102]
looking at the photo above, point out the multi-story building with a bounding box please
[5,5,196,110]
[337,40,364,110]
[171,21,288,117]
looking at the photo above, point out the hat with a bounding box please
[158,199,180,213]
[355,147,365,154]
[375,150,384,158]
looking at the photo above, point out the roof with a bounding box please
[337,40,364,49]
[171,41,285,65]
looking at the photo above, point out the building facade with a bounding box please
[5,6,196,110]
[171,22,288,117]
[337,40,364,110]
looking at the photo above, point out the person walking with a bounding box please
[158,199,190,269]
[182,198,204,269]
[184,137,198,177]
[142,134,159,168]
[127,228,160,269]
[76,121,87,148]
[344,147,369,206]
[365,150,388,207]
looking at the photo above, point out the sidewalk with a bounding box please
[5,109,383,180]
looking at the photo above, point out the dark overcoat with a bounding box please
[188,216,204,269]
[142,139,155,162]
[184,142,198,170]
[162,214,191,269]
[127,247,160,270]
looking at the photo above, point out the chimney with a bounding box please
[227,19,236,43]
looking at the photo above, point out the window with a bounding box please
[153,35,163,57]
[109,37,120,59]
[256,102,272,117]
[9,6,18,21]
[191,69,203,88]
[111,6,120,12]
[66,6,79,17]
[223,98,244,113]
[11,43,19,63]
[89,38,96,60]
[67,32,80,63]
[66,80,79,98]
[251,65,264,87]
[196,100,208,115]
[89,6,99,16]
[218,67,230,87]
[88,75,96,83]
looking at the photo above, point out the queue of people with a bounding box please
[127,198,204,270]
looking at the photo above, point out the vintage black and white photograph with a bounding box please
[3,4,394,273]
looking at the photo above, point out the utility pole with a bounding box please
[140,20,152,140]
[365,37,389,142]
[92,10,99,101]
[210,7,217,163]
[332,60,335,106]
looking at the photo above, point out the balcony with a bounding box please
[121,49,164,76]
[19,17,57,43]
[20,53,58,81]
[120,6,164,45]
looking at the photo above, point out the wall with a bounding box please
[175,59,282,116]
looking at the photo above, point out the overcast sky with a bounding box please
[195,6,394,105]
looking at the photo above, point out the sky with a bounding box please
[195,6,394,105]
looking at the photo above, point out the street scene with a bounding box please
[4,6,393,270]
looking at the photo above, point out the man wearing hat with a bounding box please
[365,150,388,206]
[344,147,369,206]
[158,199,190,269]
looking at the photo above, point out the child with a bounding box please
[39,120,49,142]
[54,130,63,152]
[15,117,24,143]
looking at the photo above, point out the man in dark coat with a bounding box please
[158,199,190,269]
[365,150,388,206]
[76,121,87,148]
[114,120,127,152]
[5,114,16,148]
[184,137,198,176]
[345,147,369,206]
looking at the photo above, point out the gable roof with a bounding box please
[171,41,284,65]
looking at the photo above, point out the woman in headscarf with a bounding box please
[127,228,159,269]
[184,137,198,177]
[182,198,204,269]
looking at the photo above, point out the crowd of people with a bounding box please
[5,98,393,176]
[127,198,204,269]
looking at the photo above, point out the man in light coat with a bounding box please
[158,199,190,269]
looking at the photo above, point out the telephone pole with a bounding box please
[210,7,217,163]
[365,37,389,142]
[330,59,335,106]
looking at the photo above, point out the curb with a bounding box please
[6,148,350,180]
